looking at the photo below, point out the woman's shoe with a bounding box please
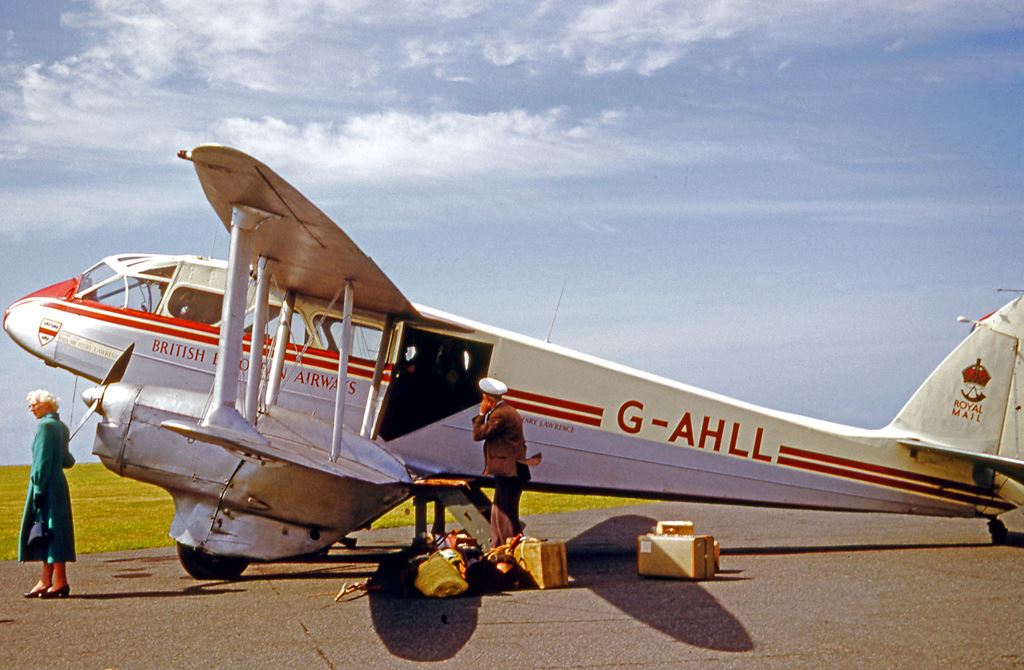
[22,586,48,598]
[39,585,70,599]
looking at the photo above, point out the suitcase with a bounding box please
[655,520,695,536]
[513,538,569,589]
[637,533,715,580]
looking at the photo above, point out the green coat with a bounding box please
[18,412,76,563]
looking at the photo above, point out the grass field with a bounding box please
[1,463,649,560]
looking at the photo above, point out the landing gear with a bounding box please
[176,542,250,580]
[987,518,1009,545]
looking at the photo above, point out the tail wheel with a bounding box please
[988,518,1008,545]
[176,542,250,580]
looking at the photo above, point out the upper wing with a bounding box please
[182,144,420,319]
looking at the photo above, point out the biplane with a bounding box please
[5,145,1023,579]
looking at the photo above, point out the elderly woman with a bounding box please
[18,390,76,599]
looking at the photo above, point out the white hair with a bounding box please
[26,390,59,410]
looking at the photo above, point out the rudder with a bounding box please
[889,306,1020,455]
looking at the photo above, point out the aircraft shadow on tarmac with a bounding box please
[367,514,752,662]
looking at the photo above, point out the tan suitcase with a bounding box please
[637,533,715,580]
[655,520,695,536]
[513,538,569,589]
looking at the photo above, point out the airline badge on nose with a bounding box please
[38,318,61,346]
[960,358,991,403]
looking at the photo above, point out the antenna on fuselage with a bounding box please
[545,279,568,343]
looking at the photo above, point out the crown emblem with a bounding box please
[960,358,990,402]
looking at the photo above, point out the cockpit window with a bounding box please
[79,276,167,313]
[124,277,169,313]
[166,286,224,324]
[78,262,118,295]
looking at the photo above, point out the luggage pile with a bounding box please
[407,530,569,598]
[636,520,719,580]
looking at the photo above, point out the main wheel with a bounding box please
[988,518,1008,545]
[176,542,250,580]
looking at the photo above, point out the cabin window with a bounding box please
[166,286,224,325]
[141,266,176,280]
[256,308,310,347]
[245,305,309,347]
[315,315,382,360]
[244,305,282,336]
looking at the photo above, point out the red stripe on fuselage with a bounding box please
[506,398,604,427]
[39,298,386,380]
[777,445,1011,510]
[505,388,604,418]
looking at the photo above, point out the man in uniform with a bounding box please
[471,377,529,547]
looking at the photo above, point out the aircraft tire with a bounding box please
[176,542,250,580]
[987,518,1008,545]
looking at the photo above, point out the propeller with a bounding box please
[69,343,135,441]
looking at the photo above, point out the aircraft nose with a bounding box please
[4,276,79,352]
[3,299,42,354]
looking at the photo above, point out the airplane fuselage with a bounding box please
[5,254,1016,553]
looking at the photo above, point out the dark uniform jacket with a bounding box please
[19,412,76,563]
[471,401,526,478]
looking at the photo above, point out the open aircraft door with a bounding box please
[377,325,493,441]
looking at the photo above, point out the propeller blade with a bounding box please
[69,344,134,442]
[69,399,100,441]
[101,343,135,386]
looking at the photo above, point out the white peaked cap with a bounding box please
[478,377,508,396]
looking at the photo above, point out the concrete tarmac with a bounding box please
[2,502,1023,669]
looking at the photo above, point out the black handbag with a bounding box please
[28,520,50,549]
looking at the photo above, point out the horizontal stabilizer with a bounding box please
[161,419,410,486]
[899,438,1024,487]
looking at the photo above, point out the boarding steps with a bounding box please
[410,478,493,551]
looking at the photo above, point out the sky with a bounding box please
[0,1,1021,465]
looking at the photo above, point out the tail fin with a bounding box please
[889,299,1022,455]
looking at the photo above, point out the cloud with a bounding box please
[0,181,196,235]
[560,0,1024,75]
[402,39,458,69]
[885,38,906,53]
[211,108,700,181]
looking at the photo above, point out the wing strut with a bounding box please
[264,290,295,409]
[244,255,272,423]
[202,205,275,441]
[361,315,394,438]
[330,280,356,462]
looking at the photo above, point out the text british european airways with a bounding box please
[152,338,207,362]
[616,400,772,463]
[150,337,357,395]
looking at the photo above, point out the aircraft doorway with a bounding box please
[378,327,493,441]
